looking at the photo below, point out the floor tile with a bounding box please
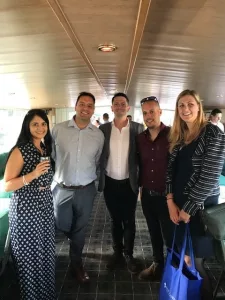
[0,192,224,300]
[97,281,115,294]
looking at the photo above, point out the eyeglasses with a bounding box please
[140,96,158,105]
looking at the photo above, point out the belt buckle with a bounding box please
[149,190,158,196]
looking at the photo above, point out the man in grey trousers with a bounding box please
[52,92,104,283]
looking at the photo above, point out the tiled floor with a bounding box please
[0,191,225,299]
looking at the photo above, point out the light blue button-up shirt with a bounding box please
[52,117,104,186]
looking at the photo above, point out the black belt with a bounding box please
[60,181,94,190]
[143,188,166,197]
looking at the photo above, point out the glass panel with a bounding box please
[0,109,28,153]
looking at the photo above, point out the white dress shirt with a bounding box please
[218,121,224,132]
[106,121,130,180]
[210,120,224,132]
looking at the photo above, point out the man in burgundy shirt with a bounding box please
[137,96,172,281]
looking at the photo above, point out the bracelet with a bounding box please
[167,198,173,201]
[22,175,29,186]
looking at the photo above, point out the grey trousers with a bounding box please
[53,182,96,266]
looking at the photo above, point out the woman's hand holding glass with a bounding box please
[33,161,50,178]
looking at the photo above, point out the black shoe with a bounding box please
[125,255,138,274]
[106,253,125,271]
[138,262,164,281]
[70,264,90,284]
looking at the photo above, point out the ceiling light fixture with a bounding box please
[98,44,117,52]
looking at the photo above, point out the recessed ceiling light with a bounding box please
[98,44,117,52]
[109,90,118,94]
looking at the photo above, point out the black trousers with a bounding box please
[141,188,173,264]
[104,176,137,256]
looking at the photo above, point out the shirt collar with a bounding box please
[112,119,130,128]
[68,115,94,130]
[144,122,166,136]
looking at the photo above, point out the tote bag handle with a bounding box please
[179,224,196,272]
[170,224,196,272]
[186,225,197,273]
[170,224,177,255]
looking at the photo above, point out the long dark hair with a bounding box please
[15,109,52,155]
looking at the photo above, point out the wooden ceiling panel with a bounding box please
[58,0,140,94]
[0,0,108,108]
[128,0,225,108]
[1,0,225,109]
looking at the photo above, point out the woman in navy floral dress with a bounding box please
[4,109,55,300]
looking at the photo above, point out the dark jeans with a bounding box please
[104,176,137,256]
[141,188,173,264]
[53,183,96,267]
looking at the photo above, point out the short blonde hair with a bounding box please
[169,89,206,152]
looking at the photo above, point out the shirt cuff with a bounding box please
[182,200,200,216]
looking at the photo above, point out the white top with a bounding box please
[106,120,130,180]
[210,120,224,132]
[217,121,224,132]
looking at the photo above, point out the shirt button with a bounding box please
[152,181,154,183]
[151,170,153,172]
[152,148,154,150]
[152,159,154,161]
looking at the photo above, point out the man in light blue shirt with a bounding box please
[52,92,104,284]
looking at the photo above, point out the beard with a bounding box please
[145,120,156,130]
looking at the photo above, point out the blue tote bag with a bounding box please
[159,224,203,300]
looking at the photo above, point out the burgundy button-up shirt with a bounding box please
[136,123,170,193]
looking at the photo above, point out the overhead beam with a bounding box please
[124,0,152,93]
[46,0,108,97]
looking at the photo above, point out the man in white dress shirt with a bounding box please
[98,92,144,274]
[209,108,224,132]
